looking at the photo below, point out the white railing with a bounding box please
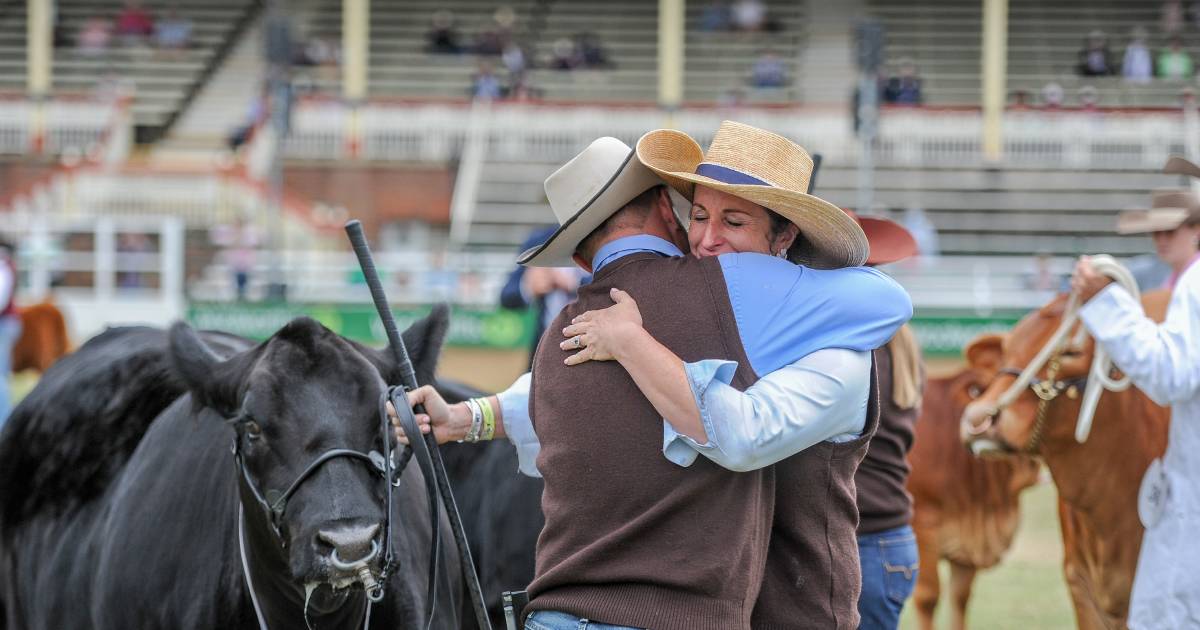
[0,94,132,161]
[2,214,185,342]
[271,99,1193,170]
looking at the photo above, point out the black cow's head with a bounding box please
[168,307,448,594]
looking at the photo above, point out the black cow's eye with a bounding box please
[244,420,263,439]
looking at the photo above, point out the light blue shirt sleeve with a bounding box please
[662,349,871,471]
[496,372,542,478]
[717,253,912,375]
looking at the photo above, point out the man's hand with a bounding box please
[559,288,645,366]
[522,267,557,298]
[1071,256,1115,303]
[386,385,471,445]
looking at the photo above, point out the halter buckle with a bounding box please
[1033,380,1061,401]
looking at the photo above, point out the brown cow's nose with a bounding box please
[318,523,380,564]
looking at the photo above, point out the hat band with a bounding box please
[695,162,770,187]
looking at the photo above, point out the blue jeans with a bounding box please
[857,524,919,630]
[0,315,20,429]
[525,611,644,630]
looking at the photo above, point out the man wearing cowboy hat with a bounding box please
[402,124,912,629]
[1072,169,1200,629]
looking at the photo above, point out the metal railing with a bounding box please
[269,99,1193,169]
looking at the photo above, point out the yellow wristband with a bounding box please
[475,397,497,441]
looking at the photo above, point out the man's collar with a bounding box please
[591,235,684,272]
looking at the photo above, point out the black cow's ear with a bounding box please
[168,321,253,417]
[358,305,449,387]
[400,304,449,386]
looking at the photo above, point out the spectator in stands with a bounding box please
[508,75,541,102]
[903,206,939,264]
[1163,0,1185,37]
[426,10,463,55]
[115,0,154,46]
[700,1,731,32]
[1123,27,1154,83]
[883,59,923,105]
[1079,85,1101,112]
[576,33,613,69]
[0,240,18,427]
[502,41,527,77]
[1041,81,1065,108]
[1078,30,1115,76]
[731,0,766,32]
[475,6,517,56]
[1159,37,1195,79]
[227,84,269,151]
[551,37,581,71]
[77,16,112,57]
[470,60,504,101]
[154,9,192,53]
[750,49,788,88]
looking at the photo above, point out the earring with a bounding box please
[776,249,788,259]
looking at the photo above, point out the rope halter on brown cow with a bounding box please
[968,255,1141,455]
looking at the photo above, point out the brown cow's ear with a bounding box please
[964,333,1006,375]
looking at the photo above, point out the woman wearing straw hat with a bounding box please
[1071,181,1200,629]
[397,123,912,629]
[553,122,918,629]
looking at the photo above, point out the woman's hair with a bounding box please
[766,209,791,240]
[887,323,924,410]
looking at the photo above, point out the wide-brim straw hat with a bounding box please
[518,136,662,267]
[845,210,918,265]
[1116,188,1200,234]
[636,120,867,269]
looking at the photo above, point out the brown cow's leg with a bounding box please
[912,521,940,630]
[948,561,976,630]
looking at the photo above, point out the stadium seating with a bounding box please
[302,0,806,104]
[0,0,260,139]
[869,0,1200,107]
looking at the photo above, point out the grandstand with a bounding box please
[1,0,1198,342]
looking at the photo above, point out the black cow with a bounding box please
[0,311,463,629]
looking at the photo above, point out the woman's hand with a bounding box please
[560,288,645,366]
[386,385,471,445]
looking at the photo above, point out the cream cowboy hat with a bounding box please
[518,137,662,267]
[636,120,868,269]
[1116,189,1200,234]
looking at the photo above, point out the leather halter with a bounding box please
[231,389,414,608]
[995,362,1087,454]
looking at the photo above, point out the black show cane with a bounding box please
[345,220,493,630]
[808,153,822,194]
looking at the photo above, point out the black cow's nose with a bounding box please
[317,523,381,564]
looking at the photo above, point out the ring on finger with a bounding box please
[572,335,583,349]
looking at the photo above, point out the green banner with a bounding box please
[910,311,1025,357]
[187,303,1030,357]
[187,302,535,349]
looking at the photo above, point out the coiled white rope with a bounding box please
[990,254,1141,443]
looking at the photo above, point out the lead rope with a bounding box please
[986,255,1140,446]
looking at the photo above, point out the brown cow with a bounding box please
[12,301,70,373]
[961,291,1171,629]
[908,334,1041,630]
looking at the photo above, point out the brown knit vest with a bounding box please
[752,355,882,630]
[856,345,918,535]
[526,253,773,630]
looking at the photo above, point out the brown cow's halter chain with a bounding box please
[998,357,1086,455]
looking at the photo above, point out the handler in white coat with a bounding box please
[1072,184,1200,629]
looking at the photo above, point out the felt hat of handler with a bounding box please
[844,210,918,265]
[636,120,868,269]
[1116,189,1200,234]
[518,136,662,267]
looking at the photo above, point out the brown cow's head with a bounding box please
[960,290,1172,457]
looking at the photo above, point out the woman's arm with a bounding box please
[560,288,708,442]
[1079,274,1200,406]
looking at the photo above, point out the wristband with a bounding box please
[476,397,497,441]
